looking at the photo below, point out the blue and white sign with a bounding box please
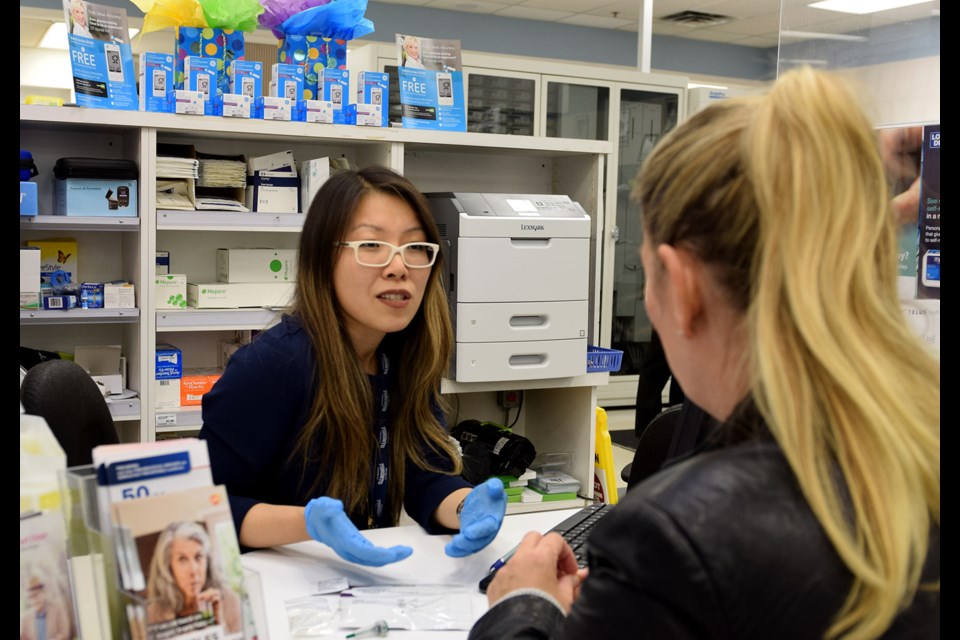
[63,1,137,110]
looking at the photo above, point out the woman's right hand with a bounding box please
[486,531,586,613]
[304,497,413,566]
[195,587,223,622]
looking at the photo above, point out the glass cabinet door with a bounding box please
[465,70,537,135]
[543,78,611,140]
[608,88,679,379]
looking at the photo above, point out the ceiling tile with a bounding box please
[520,0,616,12]
[705,12,784,35]
[496,6,575,22]
[558,14,635,29]
[425,0,511,13]
[587,1,642,22]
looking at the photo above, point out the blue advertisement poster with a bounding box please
[62,0,137,110]
[396,34,466,132]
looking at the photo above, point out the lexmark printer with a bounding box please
[427,192,590,382]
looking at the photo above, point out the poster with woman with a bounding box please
[61,0,137,110]
[111,486,251,640]
[20,511,77,640]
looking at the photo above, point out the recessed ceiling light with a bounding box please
[688,83,729,90]
[809,0,933,15]
[781,30,868,42]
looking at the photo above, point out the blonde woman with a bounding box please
[146,522,242,635]
[470,68,939,639]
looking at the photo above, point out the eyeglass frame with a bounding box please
[336,240,441,269]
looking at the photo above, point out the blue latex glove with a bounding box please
[304,497,412,566]
[445,478,508,557]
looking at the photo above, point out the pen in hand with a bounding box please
[479,544,520,593]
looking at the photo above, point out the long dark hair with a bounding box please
[290,166,459,525]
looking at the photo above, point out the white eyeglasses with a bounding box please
[337,240,440,268]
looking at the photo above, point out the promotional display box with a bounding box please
[230,60,262,99]
[184,56,219,115]
[277,35,347,101]
[155,343,182,409]
[53,158,138,217]
[26,238,78,286]
[176,27,245,96]
[139,52,174,113]
[357,71,389,127]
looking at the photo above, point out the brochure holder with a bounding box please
[58,465,268,639]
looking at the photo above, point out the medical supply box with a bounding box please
[427,193,591,382]
[53,158,138,217]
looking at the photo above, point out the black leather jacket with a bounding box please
[470,435,940,639]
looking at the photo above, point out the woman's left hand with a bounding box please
[445,478,507,557]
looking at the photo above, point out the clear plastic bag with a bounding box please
[338,585,473,631]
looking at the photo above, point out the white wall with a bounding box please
[836,56,940,127]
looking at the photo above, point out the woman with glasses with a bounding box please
[200,166,506,565]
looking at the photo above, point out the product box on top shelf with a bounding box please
[357,71,389,127]
[230,60,262,99]
[278,35,347,100]
[184,56,218,115]
[323,69,350,123]
[53,158,138,217]
[139,52,174,113]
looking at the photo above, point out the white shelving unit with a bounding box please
[20,103,613,512]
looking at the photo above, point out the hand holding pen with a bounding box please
[483,531,587,613]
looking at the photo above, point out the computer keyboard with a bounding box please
[478,502,612,593]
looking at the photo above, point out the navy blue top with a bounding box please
[199,315,469,540]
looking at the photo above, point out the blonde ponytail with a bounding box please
[635,67,939,639]
[746,68,938,638]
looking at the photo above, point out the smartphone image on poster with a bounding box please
[152,69,166,97]
[196,74,210,100]
[117,186,130,207]
[330,83,343,107]
[370,86,383,106]
[284,81,297,101]
[104,43,124,83]
[921,250,940,288]
[436,72,454,106]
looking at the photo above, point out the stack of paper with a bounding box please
[198,159,246,188]
[156,156,199,180]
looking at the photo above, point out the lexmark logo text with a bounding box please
[521,224,545,232]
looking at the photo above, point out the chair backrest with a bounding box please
[625,404,684,489]
[20,359,119,467]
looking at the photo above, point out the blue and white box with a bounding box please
[184,56,218,115]
[323,69,349,112]
[245,171,300,213]
[356,103,383,127]
[155,343,183,408]
[20,182,38,216]
[80,282,105,309]
[139,52,174,113]
[257,96,292,121]
[230,60,262,99]
[221,93,252,118]
[271,63,304,103]
[357,71,389,127]
[304,100,334,124]
[174,89,204,115]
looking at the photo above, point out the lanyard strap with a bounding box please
[369,352,391,528]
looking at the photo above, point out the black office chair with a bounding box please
[621,404,683,490]
[20,359,120,467]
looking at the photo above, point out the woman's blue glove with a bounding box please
[304,497,413,566]
[445,478,508,557]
